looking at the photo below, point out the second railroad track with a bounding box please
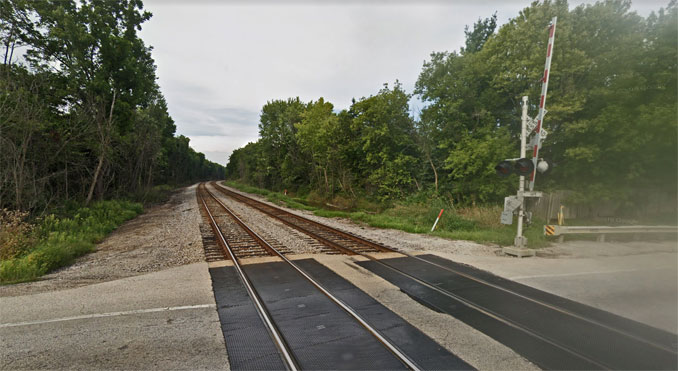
[208,181,678,370]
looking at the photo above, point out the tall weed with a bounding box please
[0,209,36,260]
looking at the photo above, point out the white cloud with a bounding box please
[140,0,665,165]
[189,135,255,165]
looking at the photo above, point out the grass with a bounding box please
[0,200,142,284]
[223,181,318,211]
[222,181,550,249]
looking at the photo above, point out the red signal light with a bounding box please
[514,158,535,176]
[495,161,513,177]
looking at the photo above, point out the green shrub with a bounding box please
[224,181,272,197]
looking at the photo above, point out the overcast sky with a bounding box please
[139,0,665,166]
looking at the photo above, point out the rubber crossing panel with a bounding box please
[357,256,678,370]
[243,261,406,370]
[209,266,287,370]
[295,258,473,370]
[419,254,678,350]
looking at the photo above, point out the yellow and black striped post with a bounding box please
[544,225,556,236]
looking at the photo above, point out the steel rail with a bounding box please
[203,183,422,371]
[211,183,388,253]
[213,181,677,358]
[198,184,300,371]
[210,186,605,368]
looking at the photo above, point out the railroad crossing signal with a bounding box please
[497,16,557,257]
[495,161,513,177]
[495,158,535,177]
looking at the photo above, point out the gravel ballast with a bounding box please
[207,183,324,255]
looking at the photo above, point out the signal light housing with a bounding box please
[514,158,535,176]
[495,158,536,177]
[495,161,513,177]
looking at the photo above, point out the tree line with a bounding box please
[1,0,224,212]
[226,0,677,209]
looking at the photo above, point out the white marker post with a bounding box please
[431,209,444,232]
[515,96,529,248]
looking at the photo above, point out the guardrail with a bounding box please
[544,225,678,242]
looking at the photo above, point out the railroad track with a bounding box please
[197,183,423,370]
[209,182,390,255]
[211,181,678,370]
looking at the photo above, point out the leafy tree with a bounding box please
[461,12,497,55]
[258,98,307,189]
[0,0,224,212]
[0,0,36,66]
[350,82,420,200]
[225,0,676,215]
[225,142,267,187]
[295,98,339,193]
[25,0,157,203]
[416,0,676,207]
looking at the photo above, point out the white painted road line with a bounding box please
[0,304,216,328]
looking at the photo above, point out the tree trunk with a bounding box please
[3,24,15,65]
[413,177,421,192]
[12,131,31,209]
[8,42,15,66]
[86,91,116,205]
[86,153,104,204]
[428,156,438,193]
[323,167,329,193]
[65,161,69,200]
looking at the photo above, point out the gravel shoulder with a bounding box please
[0,184,205,297]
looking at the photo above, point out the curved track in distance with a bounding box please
[198,183,423,370]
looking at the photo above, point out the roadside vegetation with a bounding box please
[1,1,225,283]
[224,181,549,248]
[225,1,677,241]
[0,201,141,284]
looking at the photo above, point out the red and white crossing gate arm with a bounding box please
[529,16,557,191]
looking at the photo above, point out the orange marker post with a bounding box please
[431,209,444,232]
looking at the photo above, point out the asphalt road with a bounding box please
[0,263,228,370]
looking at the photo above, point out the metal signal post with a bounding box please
[515,96,530,250]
